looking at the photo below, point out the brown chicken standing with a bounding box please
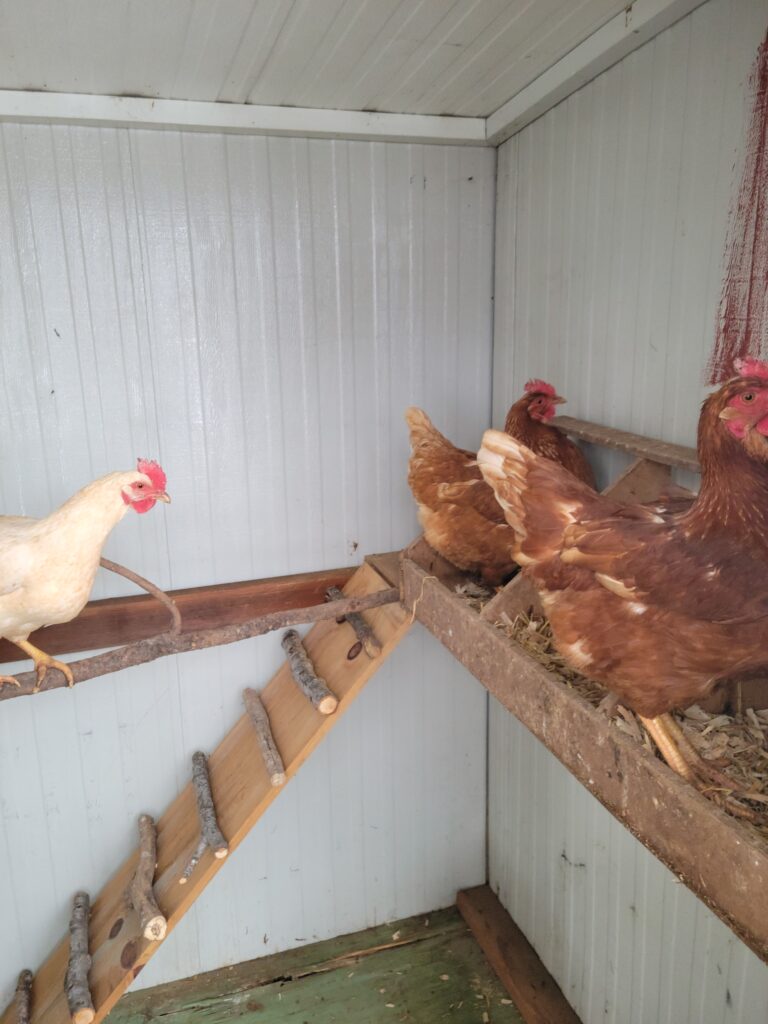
[476,359,768,791]
[405,380,595,585]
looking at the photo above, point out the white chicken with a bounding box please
[0,458,170,691]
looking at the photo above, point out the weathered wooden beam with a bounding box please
[553,415,699,472]
[0,586,400,701]
[457,886,580,1024]
[402,556,768,964]
[0,566,357,665]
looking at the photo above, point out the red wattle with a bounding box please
[756,414,768,436]
[725,419,748,439]
[130,497,157,514]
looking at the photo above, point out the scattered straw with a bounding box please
[409,575,438,624]
[451,587,768,836]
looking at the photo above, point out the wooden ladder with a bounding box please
[2,557,410,1024]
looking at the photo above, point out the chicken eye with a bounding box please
[136,482,145,489]
[742,393,756,403]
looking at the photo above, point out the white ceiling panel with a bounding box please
[0,0,632,117]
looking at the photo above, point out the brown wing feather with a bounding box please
[405,409,516,581]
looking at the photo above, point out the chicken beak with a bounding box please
[552,395,566,405]
[718,407,741,421]
[156,491,171,503]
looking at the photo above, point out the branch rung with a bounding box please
[281,630,338,714]
[243,689,286,786]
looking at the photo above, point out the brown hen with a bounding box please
[405,380,595,586]
[477,360,768,790]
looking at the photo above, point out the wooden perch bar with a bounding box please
[281,630,338,714]
[326,586,382,658]
[126,816,166,941]
[15,971,32,1024]
[65,893,93,1024]
[243,688,286,786]
[553,414,699,472]
[402,553,768,964]
[180,753,228,884]
[0,565,359,665]
[0,585,399,701]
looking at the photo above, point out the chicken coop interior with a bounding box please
[2,1,768,1023]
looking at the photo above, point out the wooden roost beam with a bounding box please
[402,553,768,965]
[0,566,358,665]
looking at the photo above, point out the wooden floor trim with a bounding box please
[457,886,581,1024]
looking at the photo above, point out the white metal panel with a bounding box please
[0,126,495,1001]
[0,0,628,116]
[489,703,768,1024]
[490,1,768,1020]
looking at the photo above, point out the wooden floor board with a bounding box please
[106,908,525,1024]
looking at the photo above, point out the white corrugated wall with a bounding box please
[490,0,768,1021]
[0,128,495,999]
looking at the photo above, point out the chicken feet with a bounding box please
[639,712,757,820]
[13,639,74,692]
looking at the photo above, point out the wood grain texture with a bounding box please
[553,416,699,472]
[0,563,410,1024]
[457,886,581,1024]
[0,567,356,665]
[105,908,524,1024]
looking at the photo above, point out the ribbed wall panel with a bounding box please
[0,127,495,1000]
[0,0,628,116]
[490,1,768,1021]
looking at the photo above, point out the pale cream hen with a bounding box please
[0,459,170,691]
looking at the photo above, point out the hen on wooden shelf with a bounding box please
[405,380,596,586]
[477,360,768,795]
[0,459,170,691]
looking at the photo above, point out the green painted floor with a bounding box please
[108,907,524,1024]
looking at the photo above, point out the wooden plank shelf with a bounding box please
[1,561,411,1024]
[401,553,768,966]
[553,415,699,473]
[0,565,357,665]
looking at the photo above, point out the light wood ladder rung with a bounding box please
[2,561,410,1024]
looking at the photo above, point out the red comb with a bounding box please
[735,356,768,380]
[136,458,167,491]
[524,378,557,397]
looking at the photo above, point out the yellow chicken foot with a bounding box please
[639,712,758,821]
[638,714,694,780]
[0,675,20,689]
[12,640,74,692]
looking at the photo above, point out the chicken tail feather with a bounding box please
[404,406,443,448]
